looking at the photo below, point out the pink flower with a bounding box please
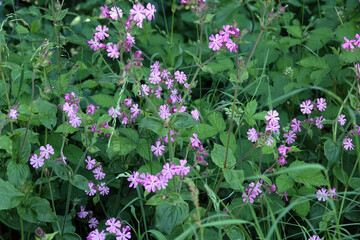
[98,183,110,196]
[226,39,238,53]
[290,118,302,132]
[247,128,258,142]
[316,188,329,201]
[191,109,200,121]
[176,160,190,176]
[85,156,96,170]
[116,227,131,240]
[265,135,274,146]
[315,116,325,129]
[100,5,110,18]
[338,114,346,126]
[77,206,88,218]
[124,98,133,107]
[343,137,354,150]
[109,7,123,20]
[8,109,19,119]
[69,115,81,128]
[94,25,109,40]
[106,217,121,234]
[149,71,161,84]
[144,3,156,21]
[162,163,177,179]
[265,120,280,133]
[40,144,54,159]
[85,182,97,196]
[89,217,99,229]
[130,3,146,28]
[128,171,141,188]
[107,43,120,59]
[89,229,106,240]
[87,104,98,115]
[158,104,171,119]
[93,166,106,180]
[300,99,313,114]
[190,133,201,148]
[284,130,296,144]
[329,187,337,200]
[265,110,280,123]
[278,145,291,156]
[174,70,187,84]
[151,141,165,156]
[87,38,101,51]
[109,106,120,118]
[30,154,44,169]
[130,104,141,118]
[316,98,327,112]
[308,235,321,240]
[209,34,222,51]
[342,37,355,50]
[144,175,160,193]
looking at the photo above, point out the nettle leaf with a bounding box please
[287,161,327,187]
[298,56,329,70]
[219,131,237,153]
[324,139,340,168]
[70,175,90,191]
[173,113,199,128]
[211,143,236,169]
[276,174,294,193]
[7,161,30,188]
[244,100,258,126]
[17,197,57,223]
[223,169,244,190]
[0,179,25,210]
[107,136,137,158]
[34,99,57,129]
[207,111,226,132]
[291,196,310,218]
[192,124,218,139]
[138,117,169,137]
[283,25,302,38]
[155,202,189,235]
[90,94,116,108]
[119,128,139,143]
[137,138,152,160]
[339,50,360,63]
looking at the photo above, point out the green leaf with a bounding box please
[291,196,310,217]
[298,56,329,70]
[137,138,152,160]
[155,202,189,235]
[17,197,57,223]
[108,136,137,157]
[0,135,12,154]
[34,99,57,129]
[244,100,258,126]
[119,128,139,143]
[283,25,302,38]
[223,169,244,190]
[207,111,226,132]
[16,25,29,34]
[70,175,90,191]
[349,178,360,192]
[229,71,249,83]
[211,143,236,169]
[287,161,327,187]
[202,57,234,74]
[138,117,169,137]
[339,50,360,63]
[55,123,78,134]
[90,94,117,108]
[219,131,237,153]
[0,179,24,210]
[333,166,349,184]
[191,124,218,139]
[148,230,167,240]
[173,113,199,128]
[147,193,184,206]
[50,160,69,181]
[276,174,294,193]
[7,162,30,188]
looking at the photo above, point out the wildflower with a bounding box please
[124,98,133,107]
[89,217,99,229]
[109,6,123,20]
[85,182,97,196]
[94,25,109,40]
[8,109,19,119]
[191,109,200,121]
[338,114,346,126]
[190,133,201,148]
[116,227,131,240]
[315,116,325,129]
[291,118,302,132]
[40,144,55,159]
[98,183,109,196]
[300,99,313,114]
[130,3,146,28]
[87,104,98,115]
[316,98,327,112]
[284,130,296,144]
[265,110,280,123]
[130,104,141,118]
[143,175,160,193]
[278,145,291,156]
[329,187,337,200]
[89,229,106,240]
[107,43,120,59]
[158,104,171,119]
[226,39,238,52]
[106,217,121,234]
[109,106,120,118]
[151,141,165,156]
[209,34,222,51]
[265,120,280,133]
[161,163,177,179]
[343,137,354,150]
[316,188,329,201]
[144,3,156,21]
[176,159,190,176]
[342,37,355,50]
[157,176,168,190]
[247,128,258,142]
[308,235,321,240]
[77,206,88,218]
[69,115,81,128]
[30,154,45,169]
[128,171,141,188]
[100,5,110,18]
[265,135,274,146]
[174,70,187,84]
[93,166,106,180]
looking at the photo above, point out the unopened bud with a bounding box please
[268,11,274,18]
[278,5,287,14]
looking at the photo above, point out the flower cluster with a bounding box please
[29,144,55,169]
[87,2,156,59]
[108,98,141,125]
[127,160,191,193]
[208,22,243,53]
[242,181,289,204]
[341,33,360,50]
[84,156,109,197]
[181,0,208,13]
[316,187,337,201]
[190,133,209,165]
[61,92,82,128]
[277,145,291,165]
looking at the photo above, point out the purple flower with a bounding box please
[130,3,146,28]
[144,175,160,193]
[93,166,106,180]
[308,235,321,240]
[265,120,280,133]
[107,43,120,59]
[69,115,81,128]
[106,217,121,234]
[209,34,222,51]
[109,106,120,118]
[316,98,327,112]
[116,227,131,240]
[40,144,54,159]
[130,104,141,118]
[247,128,258,142]
[144,3,156,21]
[30,154,45,169]
[161,163,177,179]
[109,6,123,20]
[265,135,274,146]
[191,109,200,121]
[190,133,201,148]
[338,114,346,126]
[342,37,355,50]
[85,181,97,196]
[343,137,354,150]
[87,104,98,115]
[8,109,19,119]
[100,5,110,18]
[89,229,106,240]
[151,141,165,156]
[290,118,302,132]
[77,206,88,218]
[176,159,190,176]
[174,70,187,84]
[88,217,99,229]
[316,188,329,201]
[128,171,141,188]
[300,100,313,114]
[265,110,280,123]
[284,130,296,144]
[94,25,109,40]
[315,116,325,129]
[98,183,109,196]
[158,104,171,119]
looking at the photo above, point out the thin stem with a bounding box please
[136,186,149,240]
[20,216,24,240]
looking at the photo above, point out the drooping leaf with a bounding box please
[0,179,25,210]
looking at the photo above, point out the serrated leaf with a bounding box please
[219,131,237,153]
[90,94,116,108]
[298,56,329,70]
[173,113,199,128]
[208,111,226,132]
[288,161,327,187]
[137,138,152,160]
[191,124,218,139]
[291,196,310,217]
[276,174,294,193]
[108,136,137,157]
[223,169,244,190]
